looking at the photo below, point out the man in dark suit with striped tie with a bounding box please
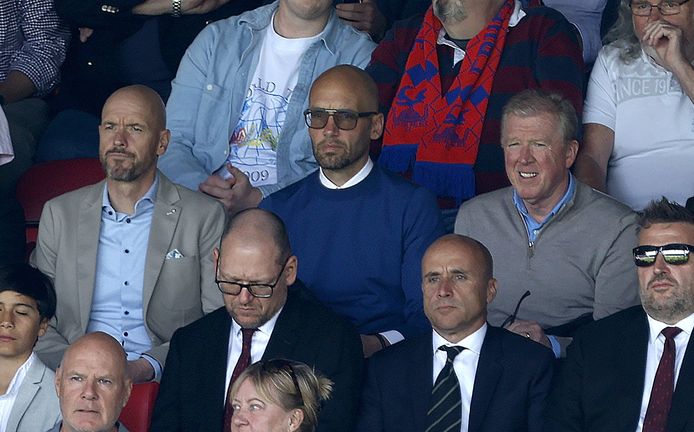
[357,233,554,432]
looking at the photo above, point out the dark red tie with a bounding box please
[223,328,257,431]
[643,326,683,432]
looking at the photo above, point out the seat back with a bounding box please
[119,382,160,432]
[16,158,104,250]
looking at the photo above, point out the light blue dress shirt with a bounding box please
[512,173,576,357]
[88,176,161,379]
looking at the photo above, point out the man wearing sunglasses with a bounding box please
[260,65,444,358]
[547,198,694,431]
[151,208,363,432]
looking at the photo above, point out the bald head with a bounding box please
[310,65,379,112]
[221,208,291,265]
[56,332,132,432]
[62,332,128,372]
[103,85,166,131]
[425,234,494,281]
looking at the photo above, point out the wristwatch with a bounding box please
[171,0,181,17]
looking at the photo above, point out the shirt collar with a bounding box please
[431,322,487,356]
[513,172,576,224]
[319,157,373,189]
[437,0,525,64]
[4,353,35,397]
[231,305,284,338]
[102,175,159,218]
[646,311,694,344]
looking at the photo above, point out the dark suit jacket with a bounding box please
[546,306,694,432]
[356,325,555,432]
[150,284,363,432]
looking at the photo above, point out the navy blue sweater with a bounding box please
[261,165,444,337]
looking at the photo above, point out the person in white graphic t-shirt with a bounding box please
[160,0,376,216]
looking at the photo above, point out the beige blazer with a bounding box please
[32,172,225,368]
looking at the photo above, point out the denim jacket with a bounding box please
[159,1,376,196]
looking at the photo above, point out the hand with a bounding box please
[335,0,388,41]
[198,163,262,216]
[505,319,551,349]
[127,358,155,383]
[361,334,389,358]
[78,27,94,43]
[184,0,231,15]
[641,19,689,72]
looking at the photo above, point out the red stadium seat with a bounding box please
[120,382,160,432]
[16,158,104,254]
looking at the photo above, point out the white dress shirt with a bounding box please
[431,324,487,432]
[224,308,284,396]
[635,312,694,432]
[0,353,35,432]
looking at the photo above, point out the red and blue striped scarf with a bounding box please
[380,0,514,205]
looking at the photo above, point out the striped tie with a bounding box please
[426,345,465,432]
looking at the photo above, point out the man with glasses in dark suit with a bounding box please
[547,198,694,431]
[151,208,363,432]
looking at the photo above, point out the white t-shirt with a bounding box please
[584,44,694,210]
[222,14,322,187]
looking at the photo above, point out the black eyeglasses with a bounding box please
[630,0,690,16]
[215,255,291,298]
[262,359,305,407]
[633,243,694,267]
[500,290,531,328]
[303,108,378,131]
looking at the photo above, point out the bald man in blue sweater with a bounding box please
[260,65,444,357]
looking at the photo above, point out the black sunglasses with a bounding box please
[633,243,694,267]
[303,108,377,130]
[500,290,531,328]
[261,359,305,407]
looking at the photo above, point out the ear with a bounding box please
[213,248,220,272]
[288,408,305,432]
[156,129,171,156]
[121,378,133,409]
[37,317,49,338]
[486,278,498,304]
[284,255,298,286]
[54,367,62,395]
[564,139,578,169]
[370,113,384,140]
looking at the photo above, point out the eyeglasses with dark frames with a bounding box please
[629,0,691,16]
[215,255,291,298]
[262,359,305,407]
[500,290,532,328]
[303,108,378,131]
[633,243,694,267]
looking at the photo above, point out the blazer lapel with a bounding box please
[77,182,105,330]
[614,312,650,430]
[263,289,301,360]
[142,175,181,314]
[410,334,434,431]
[667,333,694,432]
[468,327,503,432]
[5,358,45,431]
[202,310,234,430]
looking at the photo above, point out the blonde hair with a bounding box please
[230,359,333,432]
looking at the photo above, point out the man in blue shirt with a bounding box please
[455,89,639,357]
[32,85,226,382]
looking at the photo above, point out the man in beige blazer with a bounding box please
[31,85,225,383]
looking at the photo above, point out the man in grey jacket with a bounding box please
[455,89,639,357]
[159,0,376,216]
